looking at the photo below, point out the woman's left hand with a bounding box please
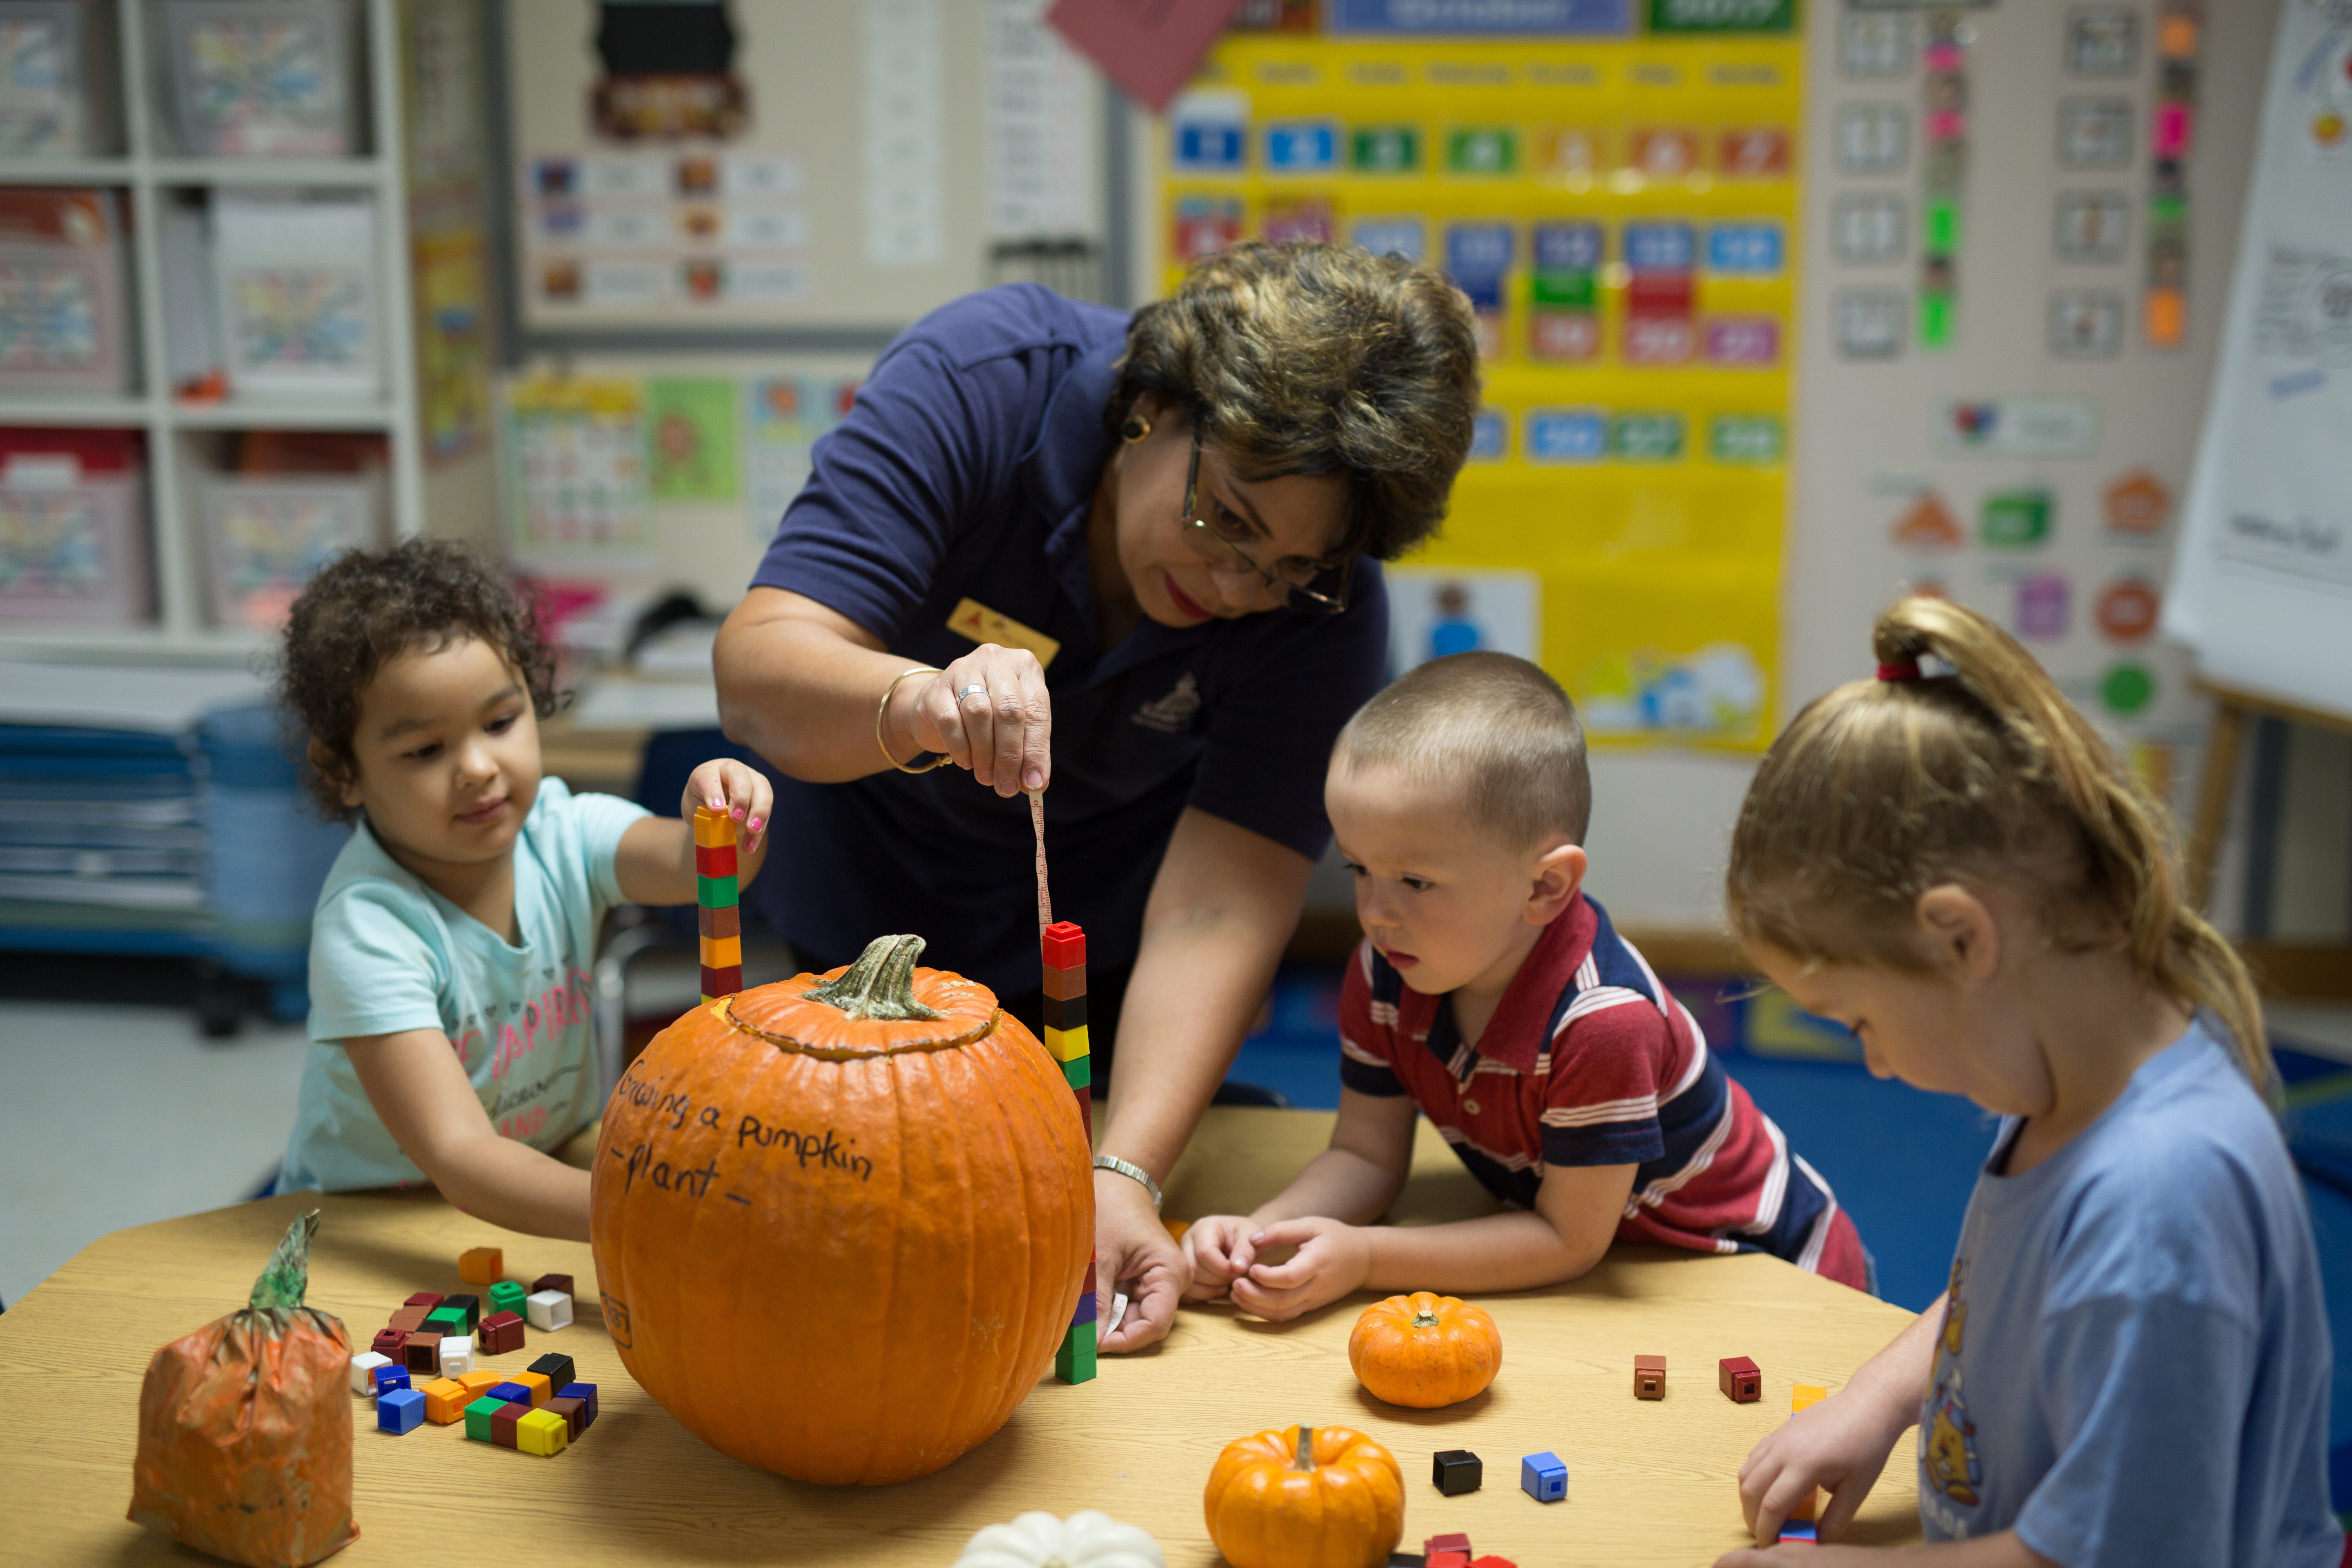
[680,759,773,853]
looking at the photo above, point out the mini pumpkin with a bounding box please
[591,934,1091,1486]
[1348,1292,1501,1409]
[951,1510,1165,1568]
[1203,1423,1403,1568]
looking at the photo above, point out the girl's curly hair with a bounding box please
[275,539,564,820]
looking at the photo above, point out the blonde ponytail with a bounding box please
[1731,596,2269,1083]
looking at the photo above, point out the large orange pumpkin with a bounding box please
[1347,1292,1501,1408]
[1203,1424,1404,1568]
[591,934,1092,1485]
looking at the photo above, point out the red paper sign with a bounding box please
[1047,0,1250,114]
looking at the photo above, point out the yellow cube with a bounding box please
[515,1407,570,1456]
[1792,1383,1828,1412]
[701,934,743,969]
[458,1247,503,1284]
[514,1369,553,1406]
[1042,1023,1089,1063]
[419,1377,470,1425]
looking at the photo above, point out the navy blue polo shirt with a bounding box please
[744,283,1389,997]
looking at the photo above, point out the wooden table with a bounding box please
[0,1107,1922,1566]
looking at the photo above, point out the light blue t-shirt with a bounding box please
[279,777,649,1193]
[1918,1019,2342,1568]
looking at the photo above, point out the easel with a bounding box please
[2187,679,2352,1000]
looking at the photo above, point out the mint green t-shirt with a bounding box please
[279,777,649,1193]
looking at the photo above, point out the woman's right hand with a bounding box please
[887,644,1053,795]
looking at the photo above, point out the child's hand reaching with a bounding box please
[1718,1386,1904,1557]
[1180,1215,1260,1300]
[1225,1216,1373,1322]
[681,759,772,853]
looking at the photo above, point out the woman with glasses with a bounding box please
[715,241,1481,1352]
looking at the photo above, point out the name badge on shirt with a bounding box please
[947,598,1060,668]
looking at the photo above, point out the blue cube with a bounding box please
[370,1364,411,1396]
[1520,1450,1568,1503]
[376,1387,426,1434]
[558,1381,598,1428]
[1778,1519,1819,1544]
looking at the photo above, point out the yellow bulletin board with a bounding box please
[1156,15,1801,750]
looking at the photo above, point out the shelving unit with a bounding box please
[0,0,492,664]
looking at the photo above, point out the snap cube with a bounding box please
[487,1381,533,1405]
[440,1292,481,1331]
[1429,1555,1469,1568]
[387,1306,429,1333]
[1720,1355,1761,1402]
[402,1330,443,1374]
[455,1370,504,1399]
[1424,1536,1471,1557]
[516,1407,570,1456]
[529,1273,573,1298]
[528,1352,576,1392]
[403,1291,444,1309]
[369,1327,406,1359]
[370,1363,411,1396]
[457,1247,503,1285]
[463,1394,509,1443]
[437,1334,474,1376]
[525,1289,573,1331]
[423,1306,467,1336]
[491,1401,528,1449]
[1635,1353,1666,1400]
[1432,1449,1482,1495]
[348,1351,394,1394]
[1519,1450,1567,1503]
[479,1310,526,1354]
[375,1387,425,1434]
[557,1381,598,1428]
[546,1394,587,1440]
[513,1369,552,1406]
[419,1377,470,1424]
[487,1279,527,1318]
[1778,1519,1819,1544]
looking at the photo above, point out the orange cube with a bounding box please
[455,1370,504,1400]
[513,1369,553,1407]
[419,1377,470,1425]
[458,1247,503,1285]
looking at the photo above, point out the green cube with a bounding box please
[1924,200,1960,253]
[488,1280,527,1318]
[697,875,738,910]
[1530,268,1597,308]
[1061,1054,1090,1090]
[1350,124,1419,173]
[1918,290,1956,348]
[465,1396,509,1442]
[1055,1321,1098,1384]
[424,1306,467,1336]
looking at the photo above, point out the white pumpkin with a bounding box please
[951,1510,1165,1568]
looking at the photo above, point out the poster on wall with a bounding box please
[1159,3,1799,750]
[744,374,861,540]
[2167,1,2352,723]
[501,375,653,563]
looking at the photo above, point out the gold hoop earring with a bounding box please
[1120,415,1151,443]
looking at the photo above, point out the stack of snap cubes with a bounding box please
[695,805,741,1001]
[1041,920,1095,1385]
[345,1246,597,1457]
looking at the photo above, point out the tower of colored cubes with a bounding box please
[1041,920,1095,1385]
[695,806,742,1002]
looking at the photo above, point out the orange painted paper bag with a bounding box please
[128,1210,359,1566]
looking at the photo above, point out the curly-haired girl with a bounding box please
[1714,597,2338,1568]
[274,539,770,1239]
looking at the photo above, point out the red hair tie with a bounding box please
[1878,659,1923,681]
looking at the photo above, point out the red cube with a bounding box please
[1720,1355,1762,1403]
[1041,920,1085,969]
[479,1310,526,1355]
[370,1327,407,1359]
[403,1291,445,1309]
[491,1400,528,1449]
[529,1273,574,1298]
[1425,1536,1472,1557]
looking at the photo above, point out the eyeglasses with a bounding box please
[1178,428,1352,615]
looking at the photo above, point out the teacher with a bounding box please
[714,241,1479,1350]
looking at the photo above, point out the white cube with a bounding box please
[525,1290,573,1331]
[437,1334,474,1375]
[348,1351,393,1394]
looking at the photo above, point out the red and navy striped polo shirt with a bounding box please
[1339,894,1868,1286]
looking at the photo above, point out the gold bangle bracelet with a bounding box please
[876,666,949,774]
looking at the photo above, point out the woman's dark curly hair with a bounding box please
[1107,240,1481,562]
[275,538,564,820]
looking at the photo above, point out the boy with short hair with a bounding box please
[1183,652,1866,1318]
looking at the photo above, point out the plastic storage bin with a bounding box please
[0,187,134,396]
[212,190,382,400]
[199,467,379,629]
[163,0,359,158]
[0,0,120,155]
[0,426,150,622]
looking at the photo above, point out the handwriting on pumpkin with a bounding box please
[619,1142,720,1198]
[737,1115,874,1181]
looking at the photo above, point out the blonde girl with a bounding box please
[1713,598,2340,1568]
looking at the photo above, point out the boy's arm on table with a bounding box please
[345,1027,592,1240]
[612,757,775,905]
[1719,1293,1954,1561]
[1189,1086,1635,1320]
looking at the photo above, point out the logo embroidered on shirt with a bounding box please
[1131,672,1202,733]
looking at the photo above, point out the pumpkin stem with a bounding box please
[801,934,944,1022]
[247,1209,319,1312]
[1294,1424,1315,1472]
[1412,1309,1440,1328]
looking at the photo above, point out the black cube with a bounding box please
[441,1293,481,1332]
[1431,1448,1482,1496]
[529,1351,577,1391]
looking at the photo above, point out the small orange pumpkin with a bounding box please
[1203,1423,1403,1568]
[1347,1292,1501,1408]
